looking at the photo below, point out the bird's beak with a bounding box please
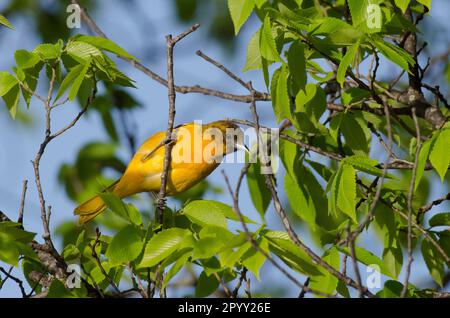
[235,143,250,153]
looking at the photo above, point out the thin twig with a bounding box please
[71,0,270,103]
[17,180,28,224]
[402,107,421,298]
[232,268,248,298]
[0,267,27,297]
[89,228,121,294]
[347,226,364,298]
[155,24,200,225]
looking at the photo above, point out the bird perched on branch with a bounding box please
[74,120,247,224]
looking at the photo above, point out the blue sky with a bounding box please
[1,0,449,297]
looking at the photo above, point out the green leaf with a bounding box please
[337,42,359,88]
[99,192,142,225]
[55,64,84,101]
[220,241,252,268]
[193,237,225,260]
[377,280,405,298]
[75,35,137,60]
[382,244,403,278]
[139,228,189,267]
[0,71,19,97]
[394,0,412,13]
[429,129,450,182]
[417,0,431,9]
[340,114,369,155]
[341,87,370,106]
[195,271,220,297]
[347,0,382,33]
[287,41,306,93]
[46,279,78,298]
[263,230,322,276]
[285,172,316,227]
[373,38,415,72]
[337,164,357,222]
[68,59,91,101]
[182,200,228,229]
[105,225,143,265]
[14,50,40,70]
[228,0,254,35]
[429,213,450,228]
[273,64,291,122]
[0,234,20,267]
[241,237,269,280]
[422,238,444,287]
[162,250,191,289]
[32,43,61,60]
[338,246,396,278]
[343,155,391,178]
[2,84,20,119]
[259,16,281,62]
[247,161,271,221]
[243,29,262,71]
[414,137,433,191]
[66,40,103,63]
[309,247,339,296]
[0,14,13,29]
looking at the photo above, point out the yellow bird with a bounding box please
[74,120,246,224]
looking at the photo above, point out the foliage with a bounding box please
[1,0,449,299]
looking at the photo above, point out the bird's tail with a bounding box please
[74,180,119,225]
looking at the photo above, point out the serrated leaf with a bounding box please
[228,0,254,35]
[309,247,339,296]
[100,192,142,226]
[285,172,316,227]
[140,228,189,268]
[68,59,91,101]
[422,238,444,287]
[162,250,191,289]
[263,230,322,276]
[241,237,269,280]
[259,16,281,62]
[193,237,225,260]
[340,114,369,155]
[67,40,103,63]
[338,246,396,278]
[32,43,61,60]
[14,50,40,70]
[273,64,290,122]
[414,137,432,191]
[337,164,357,222]
[287,41,306,93]
[105,225,143,265]
[247,160,271,221]
[55,64,84,101]
[343,155,392,178]
[182,200,228,229]
[75,35,137,60]
[429,129,450,182]
[337,42,359,87]
[243,29,262,71]
[373,38,415,72]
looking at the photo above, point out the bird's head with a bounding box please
[203,120,248,156]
